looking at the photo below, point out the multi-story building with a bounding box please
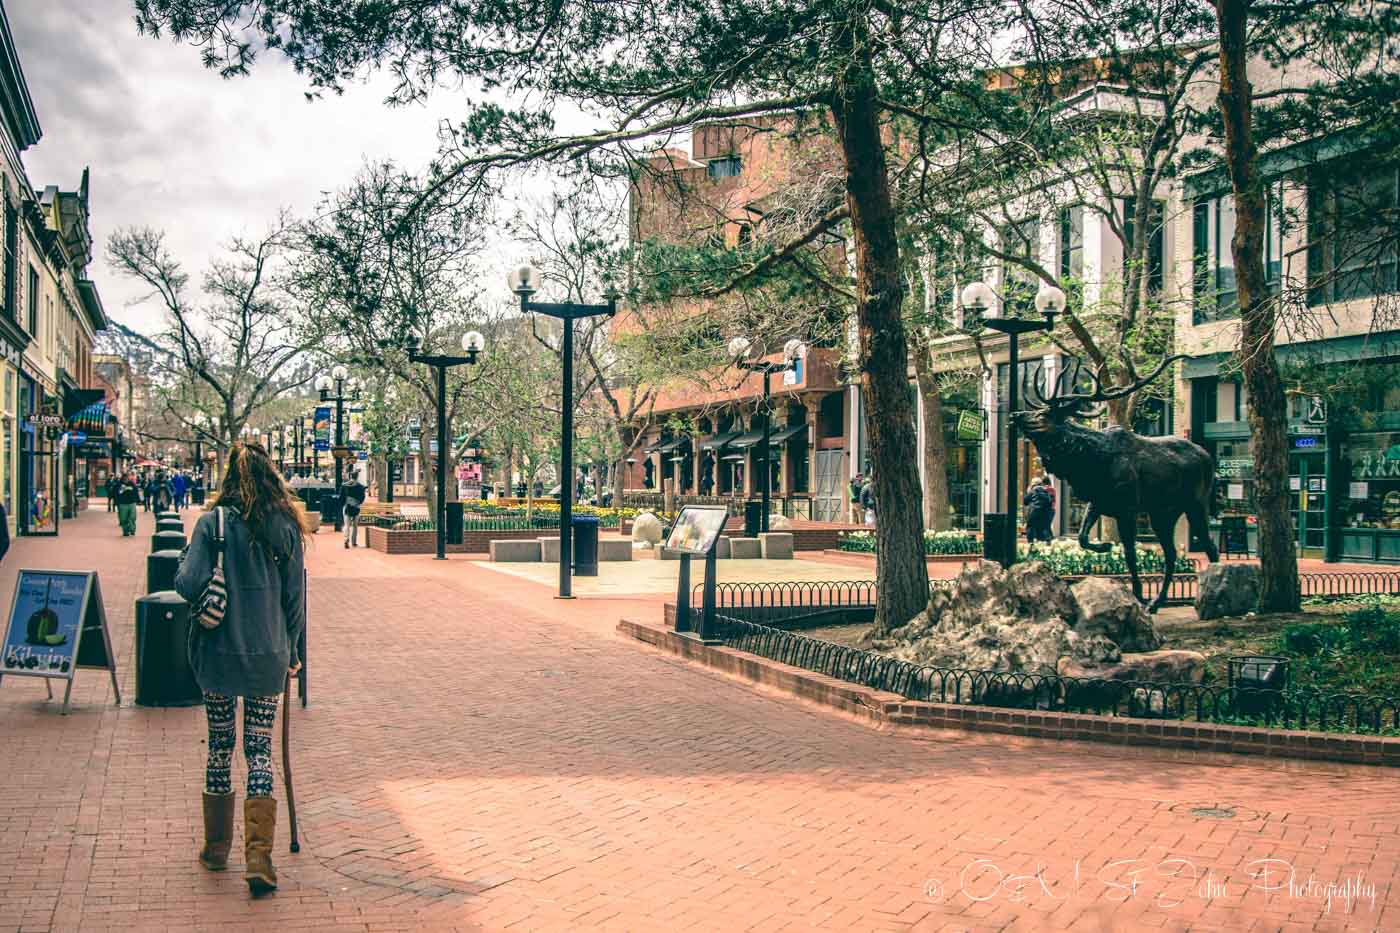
[624,117,857,521]
[623,49,1400,564]
[0,3,107,534]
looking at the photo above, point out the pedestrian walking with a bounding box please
[173,472,189,510]
[341,471,367,548]
[143,473,156,512]
[114,472,142,536]
[105,475,117,512]
[849,473,863,524]
[174,443,307,896]
[1023,475,1055,545]
[859,475,877,527]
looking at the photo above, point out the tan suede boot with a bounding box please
[243,796,278,894]
[199,791,236,870]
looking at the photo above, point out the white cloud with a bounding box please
[10,0,453,333]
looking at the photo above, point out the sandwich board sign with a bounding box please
[0,570,121,714]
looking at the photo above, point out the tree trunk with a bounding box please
[1215,0,1300,612]
[913,351,951,532]
[831,24,930,634]
[614,423,636,510]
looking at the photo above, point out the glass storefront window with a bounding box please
[1341,431,1400,530]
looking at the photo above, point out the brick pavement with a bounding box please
[0,506,1396,932]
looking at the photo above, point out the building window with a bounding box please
[1192,186,1281,324]
[1307,163,1399,306]
[1123,199,1166,294]
[26,267,37,337]
[706,156,742,179]
[1059,207,1083,279]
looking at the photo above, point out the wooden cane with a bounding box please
[282,674,301,853]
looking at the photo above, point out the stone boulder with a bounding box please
[1194,562,1260,620]
[1070,577,1163,653]
[876,561,1098,676]
[1057,649,1207,684]
[631,511,664,548]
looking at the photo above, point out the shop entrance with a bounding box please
[1289,451,1326,558]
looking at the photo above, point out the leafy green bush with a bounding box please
[1280,622,1347,657]
[1342,605,1400,653]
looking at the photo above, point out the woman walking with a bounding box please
[114,472,142,536]
[175,443,307,895]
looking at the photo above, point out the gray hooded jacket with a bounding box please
[175,506,306,698]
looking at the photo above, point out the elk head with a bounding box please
[1013,355,1184,435]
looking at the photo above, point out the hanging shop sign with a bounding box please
[0,570,121,714]
[27,413,65,430]
[1293,436,1319,449]
[957,410,985,442]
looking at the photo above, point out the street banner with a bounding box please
[348,408,364,445]
[313,407,332,451]
[0,570,121,714]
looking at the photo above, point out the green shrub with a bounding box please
[1342,605,1400,653]
[1280,622,1346,657]
[1020,539,1195,576]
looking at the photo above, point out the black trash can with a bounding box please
[320,491,340,527]
[744,500,763,538]
[134,592,202,707]
[982,513,1014,567]
[146,549,182,594]
[191,487,206,506]
[156,518,183,534]
[445,501,464,545]
[573,515,600,576]
[152,530,187,553]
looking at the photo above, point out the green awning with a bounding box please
[697,431,740,452]
[1183,333,1400,379]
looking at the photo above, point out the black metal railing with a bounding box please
[714,616,1400,735]
[697,571,1400,621]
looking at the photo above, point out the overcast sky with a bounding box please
[9,0,462,335]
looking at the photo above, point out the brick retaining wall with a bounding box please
[619,618,1400,767]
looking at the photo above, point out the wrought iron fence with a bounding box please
[714,616,1400,735]
[692,569,1400,633]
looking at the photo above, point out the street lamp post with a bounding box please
[509,264,619,599]
[407,331,486,560]
[316,366,360,531]
[960,281,1065,567]
[728,336,807,534]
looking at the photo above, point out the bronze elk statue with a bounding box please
[1014,355,1219,613]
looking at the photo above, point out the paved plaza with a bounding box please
[1,507,1397,932]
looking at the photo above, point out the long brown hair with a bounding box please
[213,443,310,551]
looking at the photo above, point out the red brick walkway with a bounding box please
[0,507,1396,932]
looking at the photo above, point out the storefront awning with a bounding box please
[697,431,740,452]
[67,400,111,434]
[645,436,691,455]
[769,424,808,446]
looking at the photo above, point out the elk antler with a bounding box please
[1052,354,1186,408]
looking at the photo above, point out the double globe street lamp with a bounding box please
[316,366,360,532]
[406,330,487,560]
[959,280,1066,567]
[727,336,807,535]
[509,264,619,599]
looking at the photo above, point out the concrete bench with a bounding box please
[759,532,794,560]
[716,536,732,559]
[539,536,560,562]
[490,539,541,562]
[729,537,762,559]
[599,539,633,562]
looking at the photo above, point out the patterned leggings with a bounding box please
[203,692,280,797]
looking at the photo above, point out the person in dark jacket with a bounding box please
[175,443,307,896]
[114,472,142,536]
[859,475,877,527]
[1023,475,1055,544]
[341,471,367,548]
[105,475,117,512]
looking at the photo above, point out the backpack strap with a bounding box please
[212,507,225,567]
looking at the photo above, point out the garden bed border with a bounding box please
[618,617,1400,767]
